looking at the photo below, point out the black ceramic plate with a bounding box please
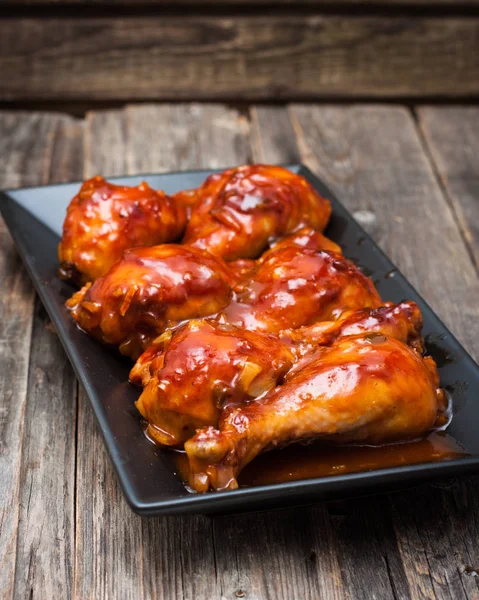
[2,165,479,516]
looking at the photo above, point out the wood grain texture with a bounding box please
[405,107,479,595]
[212,506,346,600]
[289,103,479,360]
[4,104,479,600]
[417,107,479,271]
[84,110,128,178]
[251,105,411,600]
[285,103,479,599]
[0,112,61,600]
[124,104,251,173]
[13,306,78,600]
[388,481,479,600]
[11,114,83,600]
[1,17,479,101]
[250,105,301,164]
[74,103,250,600]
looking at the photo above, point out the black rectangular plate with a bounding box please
[2,164,479,516]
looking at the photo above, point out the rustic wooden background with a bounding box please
[1,0,479,103]
[2,103,479,600]
[2,0,479,598]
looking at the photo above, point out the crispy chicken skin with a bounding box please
[185,335,445,492]
[66,245,234,359]
[58,176,186,284]
[222,246,382,332]
[131,320,295,446]
[180,165,332,260]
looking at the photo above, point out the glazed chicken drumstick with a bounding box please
[180,165,332,260]
[129,301,424,451]
[131,320,296,446]
[59,176,186,283]
[185,334,446,492]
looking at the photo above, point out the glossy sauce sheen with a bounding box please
[184,336,447,492]
[222,247,382,332]
[59,176,186,283]
[180,165,332,260]
[67,244,235,359]
[172,431,467,489]
[132,319,296,446]
[60,166,455,495]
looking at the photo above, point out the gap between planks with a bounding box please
[411,107,479,275]
[0,111,83,600]
[415,106,479,274]
[75,103,252,600]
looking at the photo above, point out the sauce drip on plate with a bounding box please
[171,430,467,490]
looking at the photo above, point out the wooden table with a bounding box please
[1,103,479,600]
[2,3,479,102]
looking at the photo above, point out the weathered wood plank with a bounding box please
[125,103,251,173]
[11,114,83,600]
[48,114,85,183]
[250,105,412,600]
[286,103,479,600]
[326,496,413,600]
[289,103,479,360]
[74,103,249,600]
[84,109,128,177]
[405,106,479,600]
[250,105,301,164]
[212,507,349,600]
[1,17,478,101]
[0,112,58,600]
[388,482,479,600]
[417,107,479,271]
[13,307,78,600]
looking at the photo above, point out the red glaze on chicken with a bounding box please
[59,176,186,283]
[283,300,424,366]
[66,245,234,359]
[185,335,445,492]
[131,319,295,446]
[221,246,382,333]
[130,301,424,450]
[180,165,332,260]
[268,226,342,255]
